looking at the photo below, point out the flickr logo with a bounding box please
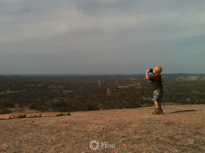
[89,140,115,150]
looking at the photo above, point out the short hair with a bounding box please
[153,65,163,74]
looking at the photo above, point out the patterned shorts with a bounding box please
[152,89,163,101]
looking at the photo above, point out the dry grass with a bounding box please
[0,104,205,152]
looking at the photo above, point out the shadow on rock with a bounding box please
[169,110,197,114]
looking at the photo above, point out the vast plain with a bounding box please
[0,74,205,114]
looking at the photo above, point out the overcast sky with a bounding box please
[0,0,205,75]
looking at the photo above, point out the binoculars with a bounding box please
[149,68,153,73]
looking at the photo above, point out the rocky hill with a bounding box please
[175,76,205,81]
[0,104,205,152]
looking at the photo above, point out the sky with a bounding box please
[0,0,205,75]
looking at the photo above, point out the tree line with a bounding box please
[0,75,204,114]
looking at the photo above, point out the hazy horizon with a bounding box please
[1,73,205,76]
[1,0,205,74]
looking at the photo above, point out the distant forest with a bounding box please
[0,74,205,114]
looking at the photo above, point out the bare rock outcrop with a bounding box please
[41,112,70,117]
[0,112,70,120]
[26,113,41,118]
[175,76,205,81]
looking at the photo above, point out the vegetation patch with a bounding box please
[0,75,204,113]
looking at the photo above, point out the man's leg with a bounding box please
[152,100,163,114]
[154,100,161,108]
[152,90,163,114]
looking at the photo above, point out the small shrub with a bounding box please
[28,102,48,111]
[0,107,12,114]
[49,101,69,112]
[124,100,141,108]
[0,101,15,108]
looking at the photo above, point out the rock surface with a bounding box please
[0,112,70,120]
[0,104,205,152]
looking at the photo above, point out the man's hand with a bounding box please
[146,69,150,80]
[146,69,150,73]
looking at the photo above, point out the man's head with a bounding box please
[153,65,163,74]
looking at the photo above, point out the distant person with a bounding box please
[146,65,163,115]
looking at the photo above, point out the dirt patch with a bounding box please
[0,104,205,152]
[118,84,136,88]
[63,90,73,93]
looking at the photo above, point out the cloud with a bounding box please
[0,0,205,74]
[1,0,205,43]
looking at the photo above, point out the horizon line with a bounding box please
[0,73,205,76]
